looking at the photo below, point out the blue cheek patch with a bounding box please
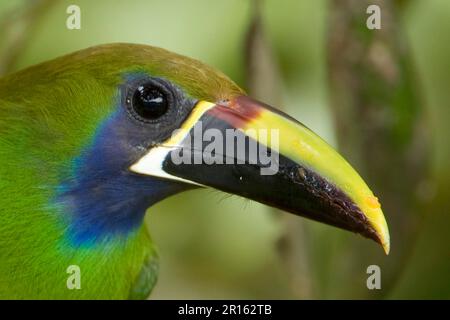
[55,108,188,247]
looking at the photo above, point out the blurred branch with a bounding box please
[244,0,282,105]
[244,0,314,299]
[327,0,432,297]
[0,0,57,76]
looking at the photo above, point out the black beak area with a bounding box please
[131,97,390,253]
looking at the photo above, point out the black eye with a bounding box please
[132,84,169,120]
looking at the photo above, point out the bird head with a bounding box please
[2,43,389,253]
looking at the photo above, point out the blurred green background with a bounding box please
[1,0,449,299]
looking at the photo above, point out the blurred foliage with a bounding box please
[325,0,429,299]
[0,0,449,299]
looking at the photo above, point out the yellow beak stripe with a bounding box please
[241,107,390,254]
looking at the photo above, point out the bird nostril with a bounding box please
[216,99,231,108]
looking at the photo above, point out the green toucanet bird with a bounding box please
[0,43,389,299]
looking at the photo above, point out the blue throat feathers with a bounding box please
[55,108,187,247]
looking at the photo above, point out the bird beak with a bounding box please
[130,96,390,254]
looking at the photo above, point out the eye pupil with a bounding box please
[132,84,168,120]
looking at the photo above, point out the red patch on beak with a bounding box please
[206,96,264,129]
